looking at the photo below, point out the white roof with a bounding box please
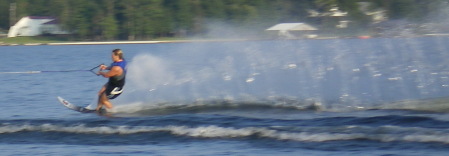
[266,23,318,31]
[8,16,70,37]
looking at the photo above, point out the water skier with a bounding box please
[96,49,127,112]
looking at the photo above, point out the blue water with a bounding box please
[1,37,449,155]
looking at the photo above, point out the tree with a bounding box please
[164,0,194,36]
[99,0,118,40]
[0,0,10,29]
[314,0,338,12]
[100,15,118,40]
[338,0,370,30]
[63,0,98,39]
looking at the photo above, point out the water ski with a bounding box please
[57,96,106,114]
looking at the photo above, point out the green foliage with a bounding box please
[1,0,447,40]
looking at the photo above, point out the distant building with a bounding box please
[266,23,318,39]
[8,16,70,37]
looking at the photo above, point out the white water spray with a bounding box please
[108,37,449,113]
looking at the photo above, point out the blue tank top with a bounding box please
[108,60,127,87]
[110,60,127,73]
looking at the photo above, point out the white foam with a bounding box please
[2,124,449,144]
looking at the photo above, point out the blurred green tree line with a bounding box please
[0,0,448,40]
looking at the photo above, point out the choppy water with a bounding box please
[1,38,449,155]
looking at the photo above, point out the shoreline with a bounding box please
[0,38,258,46]
[2,34,449,46]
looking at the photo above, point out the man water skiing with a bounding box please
[96,49,127,112]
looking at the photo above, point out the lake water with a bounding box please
[1,37,449,155]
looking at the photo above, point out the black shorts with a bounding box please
[105,84,124,99]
